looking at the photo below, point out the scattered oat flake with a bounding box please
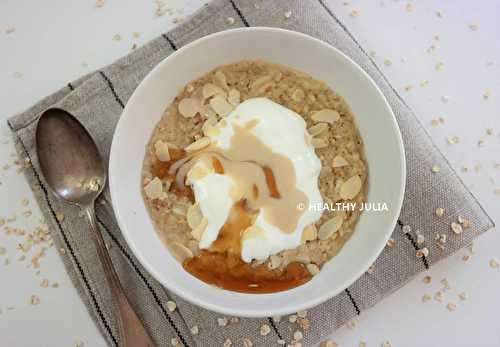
[446,302,457,311]
[435,62,444,70]
[40,279,49,288]
[223,339,232,347]
[486,128,494,135]
[217,317,228,327]
[320,340,338,347]
[402,225,411,234]
[30,295,40,305]
[435,207,444,217]
[469,24,479,31]
[242,338,253,347]
[113,34,122,41]
[441,278,451,291]
[451,222,463,234]
[166,300,176,312]
[293,331,303,341]
[284,11,292,19]
[434,291,444,302]
[416,247,429,258]
[447,136,460,145]
[431,165,440,173]
[56,213,65,222]
[260,324,271,336]
[490,259,499,268]
[190,325,199,335]
[346,319,356,329]
[386,238,395,247]
[404,85,412,91]
[384,59,392,66]
[226,17,235,25]
[75,339,85,347]
[382,341,392,347]
[350,10,360,17]
[170,337,180,346]
[297,310,307,318]
[52,282,59,288]
[422,293,432,302]
[462,254,471,262]
[459,292,468,301]
[420,80,429,87]
[289,314,298,323]
[13,71,23,79]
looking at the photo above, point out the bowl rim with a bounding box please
[109,26,406,317]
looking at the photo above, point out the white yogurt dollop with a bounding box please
[186,97,323,262]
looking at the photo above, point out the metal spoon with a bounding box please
[36,108,156,347]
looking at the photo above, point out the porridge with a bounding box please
[141,60,367,293]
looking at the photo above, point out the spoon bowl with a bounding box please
[36,108,105,206]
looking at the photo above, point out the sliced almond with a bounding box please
[268,255,282,270]
[306,263,320,276]
[250,75,273,92]
[185,137,211,152]
[228,89,240,106]
[301,224,317,243]
[154,140,171,162]
[191,217,208,241]
[213,70,228,90]
[291,253,311,264]
[172,202,188,216]
[332,155,349,168]
[202,83,226,100]
[187,203,203,229]
[209,95,234,117]
[339,175,362,200]
[200,104,217,118]
[308,123,328,136]
[178,98,201,118]
[144,177,166,200]
[318,215,343,240]
[311,138,328,148]
[311,109,340,124]
[291,88,305,102]
[169,242,193,262]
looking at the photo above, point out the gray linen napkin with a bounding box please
[8,0,494,346]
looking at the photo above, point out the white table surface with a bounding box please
[1,1,499,346]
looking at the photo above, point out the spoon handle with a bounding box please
[84,204,156,347]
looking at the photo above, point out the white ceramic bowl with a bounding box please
[109,27,405,317]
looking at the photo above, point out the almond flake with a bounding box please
[228,89,240,106]
[422,275,432,284]
[459,292,468,301]
[144,177,166,200]
[202,83,226,100]
[213,71,228,90]
[30,295,40,305]
[301,224,317,242]
[311,138,328,148]
[209,95,234,117]
[185,137,211,152]
[318,215,343,240]
[187,203,203,229]
[178,98,201,118]
[306,263,320,276]
[339,175,362,200]
[332,155,349,168]
[169,242,193,262]
[386,238,395,247]
[191,217,208,241]
[154,140,171,162]
[308,123,328,136]
[311,109,340,124]
[446,302,457,311]
[268,255,282,270]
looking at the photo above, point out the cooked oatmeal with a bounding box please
[141,60,367,293]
